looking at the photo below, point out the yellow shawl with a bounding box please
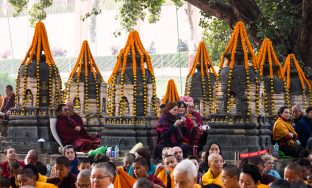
[114,166,136,188]
[201,169,223,187]
[272,117,297,145]
[258,183,268,188]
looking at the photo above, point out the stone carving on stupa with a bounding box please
[107,30,158,117]
[282,54,312,110]
[185,41,217,115]
[257,38,285,117]
[162,79,180,104]
[213,21,260,119]
[65,40,106,118]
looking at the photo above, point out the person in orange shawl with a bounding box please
[272,106,302,157]
[201,153,223,187]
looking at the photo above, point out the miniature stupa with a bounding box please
[6,21,62,153]
[282,54,312,109]
[107,30,157,116]
[257,38,285,117]
[185,41,217,115]
[213,21,259,116]
[66,40,106,116]
[13,21,62,116]
[162,79,180,104]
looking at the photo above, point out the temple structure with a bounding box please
[5,22,62,153]
[185,41,217,115]
[101,30,158,149]
[282,54,312,110]
[257,38,285,122]
[207,22,271,159]
[65,40,106,126]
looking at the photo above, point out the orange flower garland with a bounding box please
[108,30,157,116]
[67,40,104,115]
[257,38,284,115]
[217,21,257,115]
[162,79,180,104]
[283,54,312,107]
[185,41,217,113]
[17,21,61,113]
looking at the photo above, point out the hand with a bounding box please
[75,126,81,132]
[289,133,294,138]
[174,119,184,126]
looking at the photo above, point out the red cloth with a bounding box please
[148,174,167,188]
[181,117,194,144]
[1,93,15,113]
[191,111,203,127]
[56,115,100,152]
[1,160,25,178]
[70,113,91,139]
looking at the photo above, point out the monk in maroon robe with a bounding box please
[56,104,100,152]
[1,85,15,119]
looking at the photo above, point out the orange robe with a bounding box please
[201,169,223,187]
[272,117,298,145]
[114,166,136,188]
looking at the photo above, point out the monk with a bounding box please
[1,85,15,119]
[56,104,100,152]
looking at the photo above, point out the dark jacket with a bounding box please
[294,116,312,147]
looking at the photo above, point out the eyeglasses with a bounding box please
[91,175,111,180]
[75,183,91,188]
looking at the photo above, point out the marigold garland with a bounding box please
[162,79,180,104]
[217,21,257,115]
[108,30,157,116]
[185,41,217,114]
[282,54,312,108]
[67,40,104,115]
[17,21,61,113]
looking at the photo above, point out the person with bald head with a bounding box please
[25,150,47,179]
[292,105,312,148]
[201,153,223,187]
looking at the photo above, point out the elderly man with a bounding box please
[172,146,183,163]
[91,162,115,188]
[25,150,47,177]
[292,105,312,147]
[76,169,91,188]
[201,153,223,187]
[173,159,200,188]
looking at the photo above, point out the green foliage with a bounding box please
[8,0,53,26]
[200,15,232,65]
[0,72,16,96]
[116,0,183,30]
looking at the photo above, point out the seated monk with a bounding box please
[56,104,100,152]
[1,85,15,119]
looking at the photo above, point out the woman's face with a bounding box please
[209,144,220,155]
[6,148,17,161]
[178,105,186,114]
[169,106,179,116]
[281,108,290,120]
[264,160,275,171]
[64,148,76,161]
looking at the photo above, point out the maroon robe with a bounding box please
[148,174,167,188]
[1,160,25,178]
[191,111,203,127]
[1,93,15,113]
[56,115,100,152]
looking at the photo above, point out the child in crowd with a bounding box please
[77,158,91,171]
[47,156,76,188]
[133,157,166,188]
[122,153,135,172]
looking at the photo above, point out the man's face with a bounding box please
[55,164,70,180]
[173,147,183,162]
[292,108,302,120]
[174,171,196,188]
[307,111,312,120]
[25,153,37,166]
[6,148,17,161]
[17,174,36,187]
[222,170,238,188]
[91,168,113,188]
[164,156,178,170]
[239,173,257,188]
[133,162,148,179]
[5,88,13,97]
[66,103,74,114]
[78,162,91,171]
[60,106,69,116]
[76,176,91,188]
[123,158,133,171]
[208,155,223,175]
[284,168,302,184]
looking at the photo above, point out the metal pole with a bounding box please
[175,6,182,94]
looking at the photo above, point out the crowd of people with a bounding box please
[1,84,312,187]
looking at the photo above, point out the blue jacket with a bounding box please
[294,116,312,148]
